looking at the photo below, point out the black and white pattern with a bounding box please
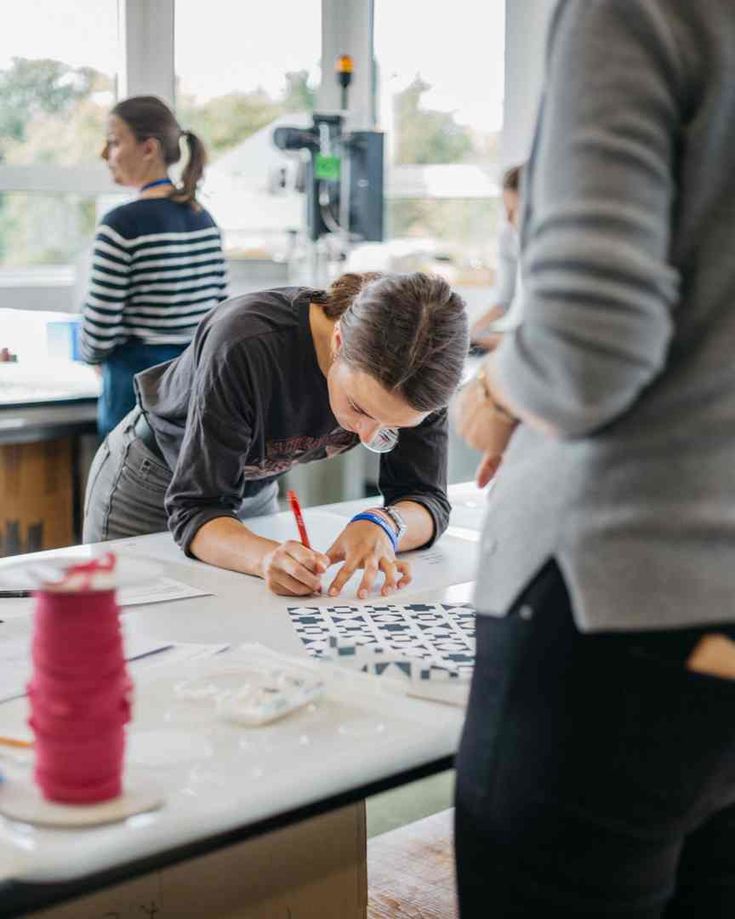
[80,198,228,362]
[288,602,476,680]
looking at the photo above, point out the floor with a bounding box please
[367,807,458,919]
[366,769,454,838]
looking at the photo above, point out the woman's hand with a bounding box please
[451,367,518,488]
[326,520,412,599]
[260,540,331,597]
[469,304,504,353]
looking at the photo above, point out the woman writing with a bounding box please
[80,95,227,436]
[84,272,468,598]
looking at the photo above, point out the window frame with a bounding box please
[0,0,174,310]
[0,0,372,311]
[0,0,542,312]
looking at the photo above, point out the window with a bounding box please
[0,0,117,168]
[0,0,119,314]
[375,0,505,293]
[175,0,321,270]
[0,192,98,267]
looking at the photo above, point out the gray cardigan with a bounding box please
[475,0,735,631]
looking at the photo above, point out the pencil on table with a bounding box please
[0,736,34,749]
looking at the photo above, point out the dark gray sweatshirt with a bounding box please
[135,288,450,554]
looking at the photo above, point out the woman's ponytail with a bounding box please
[171,130,207,208]
[312,272,385,319]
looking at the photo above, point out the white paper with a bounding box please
[0,619,173,705]
[245,510,348,552]
[117,576,212,608]
[0,598,33,621]
[0,638,33,704]
[0,552,161,592]
[306,533,480,603]
[130,642,230,675]
[249,510,480,601]
[445,526,481,543]
[447,484,490,532]
[448,504,488,531]
[0,576,211,618]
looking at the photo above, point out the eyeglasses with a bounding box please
[362,427,399,454]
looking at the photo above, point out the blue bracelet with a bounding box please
[350,512,398,552]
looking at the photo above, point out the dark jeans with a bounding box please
[98,341,187,437]
[456,561,735,917]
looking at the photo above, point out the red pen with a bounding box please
[287,490,312,549]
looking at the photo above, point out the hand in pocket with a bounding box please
[687,633,735,681]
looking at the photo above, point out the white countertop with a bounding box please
[0,482,490,900]
[0,361,100,407]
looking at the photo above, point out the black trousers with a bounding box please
[455,561,735,917]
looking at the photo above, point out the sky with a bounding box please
[0,0,505,133]
[0,1,118,72]
[375,0,505,133]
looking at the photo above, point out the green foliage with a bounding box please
[388,78,499,269]
[0,58,107,159]
[0,192,98,266]
[0,58,113,266]
[3,97,110,167]
[281,70,317,115]
[393,76,473,165]
[177,70,317,158]
[388,198,501,268]
[177,88,281,157]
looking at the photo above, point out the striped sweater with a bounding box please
[80,198,228,363]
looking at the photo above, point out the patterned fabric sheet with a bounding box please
[288,602,476,680]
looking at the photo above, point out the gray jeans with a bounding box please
[83,409,279,544]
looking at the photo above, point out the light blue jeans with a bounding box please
[83,409,279,544]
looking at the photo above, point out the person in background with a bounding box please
[452,0,735,915]
[80,96,227,437]
[468,164,522,353]
[84,272,469,600]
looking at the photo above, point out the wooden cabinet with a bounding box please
[0,437,75,556]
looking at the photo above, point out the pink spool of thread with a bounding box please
[27,554,132,804]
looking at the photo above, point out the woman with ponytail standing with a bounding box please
[80,96,227,436]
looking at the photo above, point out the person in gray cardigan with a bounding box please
[452,0,735,914]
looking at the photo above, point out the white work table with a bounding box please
[0,481,489,915]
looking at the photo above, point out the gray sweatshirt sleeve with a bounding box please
[495,0,683,438]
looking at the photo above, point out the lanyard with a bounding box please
[140,178,173,192]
